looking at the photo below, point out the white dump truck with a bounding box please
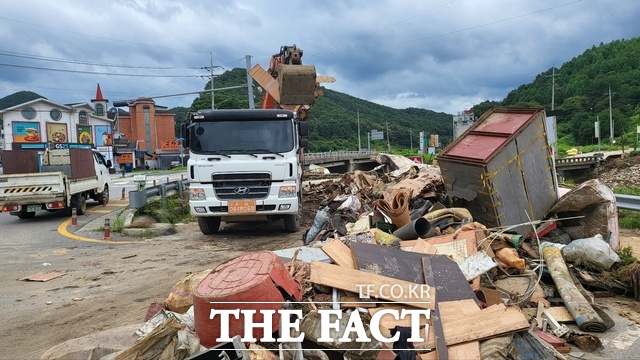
[182,109,308,234]
[0,145,112,218]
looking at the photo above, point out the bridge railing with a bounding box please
[555,156,600,166]
[304,151,378,162]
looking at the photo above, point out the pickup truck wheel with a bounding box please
[283,214,300,233]
[99,186,109,206]
[17,211,36,219]
[198,217,220,234]
[72,194,88,215]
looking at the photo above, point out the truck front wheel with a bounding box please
[198,217,220,234]
[283,214,300,233]
[72,194,87,215]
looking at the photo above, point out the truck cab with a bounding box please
[183,109,308,234]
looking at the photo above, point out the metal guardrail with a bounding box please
[304,151,378,162]
[129,176,187,208]
[615,194,640,211]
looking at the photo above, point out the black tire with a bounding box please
[198,217,220,234]
[17,211,36,219]
[99,186,109,206]
[283,213,300,233]
[72,194,88,215]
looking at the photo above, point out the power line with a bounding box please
[0,62,201,77]
[0,50,197,70]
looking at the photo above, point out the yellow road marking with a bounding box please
[57,217,144,245]
[87,209,112,214]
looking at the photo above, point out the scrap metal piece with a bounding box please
[543,311,570,338]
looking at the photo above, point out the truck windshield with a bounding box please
[190,119,294,155]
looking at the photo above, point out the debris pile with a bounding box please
[39,107,639,360]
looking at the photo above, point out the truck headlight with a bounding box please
[278,185,296,198]
[189,188,206,201]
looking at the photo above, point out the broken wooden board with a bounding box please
[339,291,377,308]
[351,242,425,283]
[442,304,530,346]
[411,238,438,254]
[248,64,281,103]
[426,230,477,265]
[522,306,575,323]
[418,342,481,360]
[429,255,481,305]
[321,238,355,269]
[309,261,435,310]
[422,256,447,360]
[20,271,66,282]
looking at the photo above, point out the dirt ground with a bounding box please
[4,219,313,360]
[6,162,640,360]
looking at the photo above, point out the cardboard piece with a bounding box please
[20,271,66,282]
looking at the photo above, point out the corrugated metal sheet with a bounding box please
[1,150,39,174]
[437,107,558,234]
[69,148,96,180]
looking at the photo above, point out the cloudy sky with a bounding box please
[0,0,638,115]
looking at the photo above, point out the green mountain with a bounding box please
[0,91,45,110]
[474,37,640,149]
[183,68,452,152]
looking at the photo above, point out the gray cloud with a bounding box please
[0,0,637,114]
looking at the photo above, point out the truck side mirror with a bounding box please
[299,138,309,149]
[298,121,309,137]
[106,160,113,168]
[180,123,190,148]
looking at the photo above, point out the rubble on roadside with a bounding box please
[39,108,640,360]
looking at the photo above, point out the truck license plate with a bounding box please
[27,204,41,212]
[228,200,256,214]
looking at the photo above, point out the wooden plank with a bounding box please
[339,292,377,308]
[351,242,425,283]
[310,261,435,310]
[418,342,481,360]
[411,238,438,254]
[429,255,480,305]
[321,238,355,268]
[20,271,66,282]
[426,230,477,265]
[248,64,280,103]
[422,256,447,360]
[522,306,574,323]
[442,304,530,346]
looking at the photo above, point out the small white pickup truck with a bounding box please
[0,147,112,219]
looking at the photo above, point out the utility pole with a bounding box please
[386,119,391,153]
[546,67,561,111]
[357,110,361,151]
[210,53,215,109]
[203,53,223,109]
[609,86,614,144]
[246,55,255,109]
[410,129,413,151]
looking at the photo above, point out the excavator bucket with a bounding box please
[277,64,317,105]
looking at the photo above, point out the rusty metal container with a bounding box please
[436,107,558,234]
[277,64,317,105]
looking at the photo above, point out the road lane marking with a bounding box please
[57,217,144,245]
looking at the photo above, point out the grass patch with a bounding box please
[135,194,192,224]
[617,245,637,267]
[614,186,640,196]
[618,209,640,229]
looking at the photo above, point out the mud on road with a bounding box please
[3,218,311,360]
